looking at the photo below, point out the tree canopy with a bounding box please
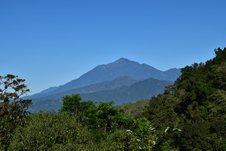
[0,74,31,150]
[144,48,226,150]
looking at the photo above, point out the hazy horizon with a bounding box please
[1,0,226,94]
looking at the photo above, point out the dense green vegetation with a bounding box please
[145,48,226,150]
[1,48,225,150]
[119,100,149,117]
[7,95,171,151]
[0,75,31,150]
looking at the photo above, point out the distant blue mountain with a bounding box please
[33,58,180,96]
[29,76,137,101]
[29,77,171,112]
[27,58,181,111]
[80,77,171,105]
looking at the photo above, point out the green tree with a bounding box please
[61,95,128,133]
[0,74,31,150]
[61,94,82,114]
[61,94,97,127]
[95,101,124,133]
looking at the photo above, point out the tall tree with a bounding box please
[0,74,31,150]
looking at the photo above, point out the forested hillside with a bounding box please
[144,48,226,150]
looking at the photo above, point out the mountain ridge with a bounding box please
[28,58,181,111]
[35,58,180,96]
[29,77,171,111]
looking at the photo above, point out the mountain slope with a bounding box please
[34,58,180,96]
[81,78,171,104]
[30,76,137,101]
[28,58,180,112]
[29,77,171,112]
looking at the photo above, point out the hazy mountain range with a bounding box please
[28,58,181,112]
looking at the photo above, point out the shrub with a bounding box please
[9,113,93,150]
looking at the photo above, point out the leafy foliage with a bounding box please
[119,100,149,117]
[61,95,130,133]
[144,48,226,150]
[0,74,31,150]
[9,113,93,150]
[9,93,173,150]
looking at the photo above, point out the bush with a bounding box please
[9,113,93,150]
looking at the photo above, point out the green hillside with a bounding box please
[119,100,149,117]
[144,48,226,150]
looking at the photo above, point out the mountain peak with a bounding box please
[115,58,131,62]
[113,58,135,64]
[29,58,181,101]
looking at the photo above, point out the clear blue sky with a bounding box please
[1,0,226,94]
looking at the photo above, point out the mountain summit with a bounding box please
[113,58,131,63]
[39,58,180,95]
[28,58,181,111]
